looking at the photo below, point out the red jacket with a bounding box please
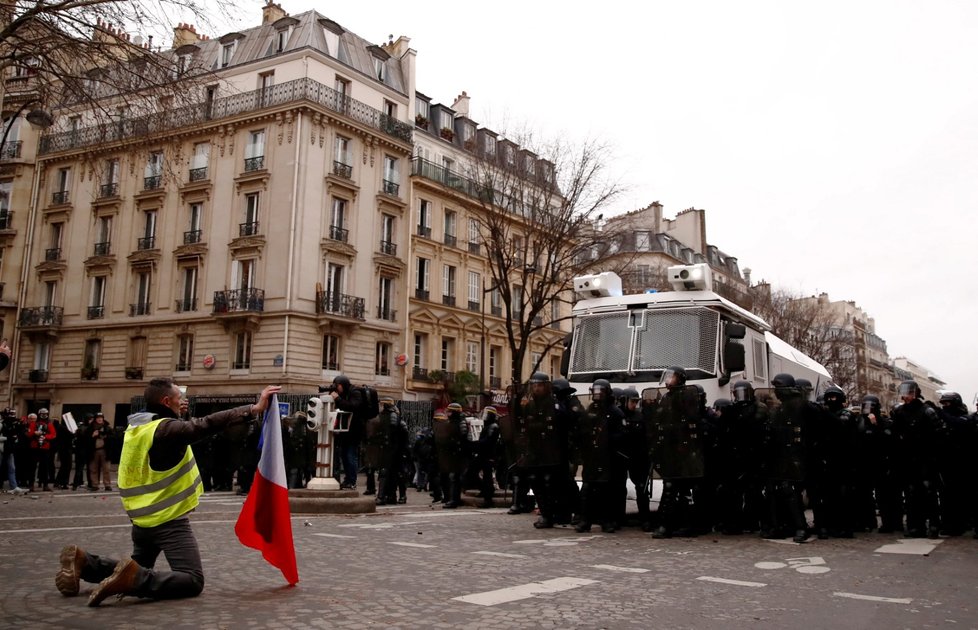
[28,420,57,450]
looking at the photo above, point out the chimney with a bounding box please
[262,1,287,24]
[743,267,752,285]
[452,91,470,118]
[172,23,199,49]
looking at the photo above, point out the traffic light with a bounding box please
[305,396,325,431]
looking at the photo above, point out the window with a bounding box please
[177,54,191,76]
[489,346,500,382]
[334,135,351,166]
[440,111,453,131]
[127,336,147,372]
[141,210,157,249]
[232,258,255,292]
[104,158,119,187]
[416,98,429,120]
[512,283,523,319]
[441,337,454,371]
[374,57,386,81]
[531,352,542,373]
[380,213,395,253]
[33,341,51,371]
[468,271,480,308]
[145,151,163,178]
[442,265,456,300]
[89,276,106,319]
[43,280,56,306]
[635,231,651,251]
[176,334,194,371]
[233,331,252,370]
[243,192,260,234]
[444,210,456,240]
[383,100,396,118]
[83,339,101,377]
[221,43,235,67]
[376,342,391,376]
[323,27,339,56]
[187,202,203,243]
[322,335,340,370]
[383,155,399,194]
[133,270,151,315]
[275,27,291,53]
[378,276,394,320]
[484,135,496,158]
[245,130,264,171]
[752,337,766,381]
[442,156,454,172]
[491,287,501,312]
[190,142,209,179]
[330,198,347,241]
[413,333,426,369]
[57,167,70,192]
[334,76,350,99]
[258,72,274,106]
[179,266,198,311]
[326,262,344,296]
[417,199,431,237]
[95,216,112,255]
[415,257,430,296]
[47,222,63,259]
[466,341,478,373]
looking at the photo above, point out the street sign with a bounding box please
[278,401,290,418]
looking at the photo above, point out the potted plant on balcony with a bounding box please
[415,114,429,129]
[439,127,454,141]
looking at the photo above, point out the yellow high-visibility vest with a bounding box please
[117,418,203,528]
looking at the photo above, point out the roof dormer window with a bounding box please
[221,42,235,68]
[276,26,292,53]
[374,58,386,81]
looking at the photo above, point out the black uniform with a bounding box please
[576,390,625,533]
[434,408,469,508]
[651,385,706,537]
[519,387,564,527]
[620,399,652,529]
[891,397,944,537]
[937,398,975,535]
[762,386,810,542]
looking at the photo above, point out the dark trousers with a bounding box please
[338,443,359,487]
[579,480,614,526]
[82,517,204,600]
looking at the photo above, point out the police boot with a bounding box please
[574,521,591,533]
[651,525,672,539]
[533,516,554,529]
[793,529,810,543]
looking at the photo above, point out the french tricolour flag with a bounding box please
[234,394,299,585]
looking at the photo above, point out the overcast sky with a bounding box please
[215,1,977,404]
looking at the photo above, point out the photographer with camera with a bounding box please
[87,413,113,491]
[28,410,57,491]
[1,408,27,494]
[325,375,369,490]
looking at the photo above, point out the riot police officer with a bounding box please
[650,367,705,538]
[620,388,653,531]
[891,380,943,538]
[435,403,469,509]
[819,386,857,538]
[855,394,900,532]
[762,373,810,543]
[553,377,584,525]
[576,379,624,533]
[518,372,565,529]
[727,381,769,534]
[476,407,501,508]
[937,391,975,536]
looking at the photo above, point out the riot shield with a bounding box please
[363,415,391,469]
[652,386,705,479]
[434,416,462,473]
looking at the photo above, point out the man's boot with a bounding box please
[55,545,86,596]
[88,558,142,607]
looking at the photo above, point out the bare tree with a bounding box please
[463,133,627,387]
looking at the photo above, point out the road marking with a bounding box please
[389,542,437,549]
[453,577,598,606]
[473,551,528,559]
[338,521,429,530]
[833,592,913,604]
[0,523,133,534]
[513,535,602,547]
[763,539,802,545]
[697,576,767,588]
[313,533,356,539]
[590,564,649,573]
[874,539,943,555]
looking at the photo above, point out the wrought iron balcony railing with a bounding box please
[44,247,61,261]
[175,362,191,372]
[29,369,49,383]
[239,221,259,237]
[52,190,69,205]
[377,306,397,322]
[415,288,429,301]
[87,305,104,319]
[382,180,399,196]
[491,305,502,317]
[443,234,457,248]
[468,300,480,312]
[183,229,202,244]
[143,175,162,190]
[0,140,22,160]
[322,360,340,371]
[99,182,118,198]
[412,366,428,380]
[0,212,12,229]
[137,236,155,250]
[416,225,431,238]
[379,240,396,256]
[19,306,63,327]
[93,241,111,256]
[468,241,482,255]
[81,367,99,380]
[175,297,198,312]
[40,77,413,154]
[129,302,151,316]
[125,367,143,380]
[244,156,264,172]
[442,294,456,307]
[329,225,348,242]
[315,290,365,320]
[189,167,207,182]
[213,288,264,313]
[332,161,352,179]
[489,376,502,389]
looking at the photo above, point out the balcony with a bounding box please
[315,290,365,320]
[382,180,399,196]
[93,241,111,256]
[415,288,429,301]
[125,367,143,380]
[51,190,69,205]
[0,212,12,230]
[189,167,208,182]
[239,221,259,237]
[377,306,397,322]
[41,78,413,156]
[137,236,156,250]
[175,362,191,372]
[29,369,49,383]
[467,241,481,255]
[184,229,202,244]
[489,376,502,389]
[213,288,264,313]
[412,157,492,201]
[175,298,198,313]
[81,367,99,381]
[332,161,352,179]
[412,366,428,380]
[416,225,431,239]
[143,175,162,191]
[444,234,457,248]
[329,225,349,243]
[0,140,22,160]
[19,306,63,328]
[379,240,396,256]
[129,302,151,316]
[442,294,456,307]
[491,305,502,317]
[468,300,480,312]
[244,156,264,172]
[322,360,340,371]
[87,305,104,319]
[99,182,119,198]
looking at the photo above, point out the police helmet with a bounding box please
[732,380,754,403]
[795,378,814,401]
[939,391,963,407]
[590,378,612,401]
[612,387,624,400]
[622,387,640,401]
[446,402,463,414]
[897,380,921,399]
[528,372,551,384]
[860,394,881,416]
[771,373,796,389]
[552,378,576,396]
[660,366,687,389]
[713,398,732,412]
[823,385,847,410]
[433,410,448,421]
[38,407,49,415]
[380,396,395,407]
[484,406,499,419]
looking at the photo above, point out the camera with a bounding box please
[318,384,337,394]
